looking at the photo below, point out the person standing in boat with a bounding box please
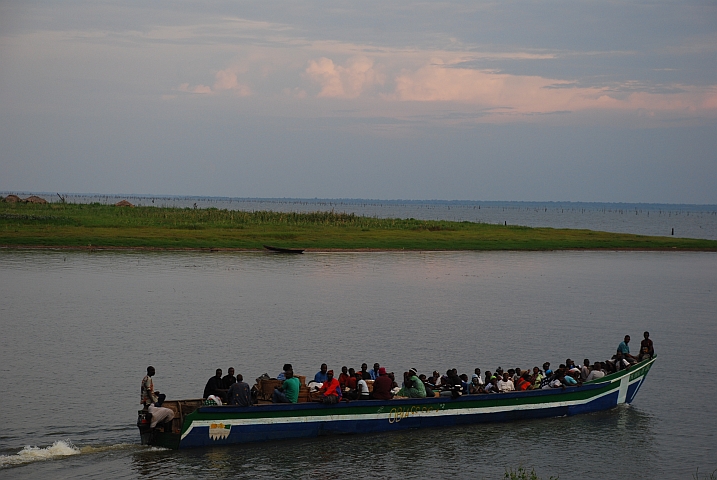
[141,366,160,408]
[273,369,300,404]
[228,374,253,406]
[140,366,174,429]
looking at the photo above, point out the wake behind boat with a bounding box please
[263,245,304,254]
[137,356,655,449]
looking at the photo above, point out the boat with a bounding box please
[263,245,304,254]
[137,356,655,449]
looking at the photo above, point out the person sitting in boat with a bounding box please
[221,367,237,389]
[314,364,329,383]
[459,374,470,395]
[617,335,638,363]
[397,368,426,398]
[516,372,532,391]
[484,376,499,394]
[272,369,300,404]
[228,374,252,406]
[563,370,581,387]
[427,370,441,387]
[473,368,484,386]
[469,374,484,394]
[640,332,654,359]
[345,368,358,391]
[338,366,350,389]
[497,372,515,392]
[356,374,370,400]
[360,363,372,380]
[370,363,381,380]
[419,374,435,397]
[580,360,591,381]
[371,367,393,400]
[530,367,544,389]
[141,366,175,430]
[203,369,227,403]
[277,364,293,381]
[585,362,606,382]
[612,351,631,371]
[316,370,341,404]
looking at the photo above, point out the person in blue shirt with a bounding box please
[314,363,329,383]
[370,363,380,380]
[617,335,637,363]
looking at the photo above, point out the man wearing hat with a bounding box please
[372,367,393,400]
[317,370,341,404]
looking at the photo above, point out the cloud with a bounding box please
[390,61,717,118]
[305,56,385,98]
[177,68,251,96]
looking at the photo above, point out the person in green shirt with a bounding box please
[397,368,426,398]
[273,369,300,403]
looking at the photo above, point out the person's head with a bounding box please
[616,350,624,359]
[320,363,327,373]
[409,367,418,377]
[502,372,509,381]
[566,359,573,367]
[451,368,458,375]
[341,366,348,374]
[285,369,294,379]
[471,374,480,384]
[348,367,356,376]
[474,368,481,375]
[542,362,550,371]
[508,369,515,376]
[433,370,440,378]
[643,331,650,339]
[236,374,243,382]
[583,359,590,367]
[496,367,503,374]
[373,363,380,371]
[593,362,601,369]
[533,366,540,374]
[228,367,235,376]
[485,370,492,379]
[215,369,222,377]
[147,366,155,377]
[460,374,468,382]
[419,374,427,381]
[522,372,530,380]
[379,367,387,376]
[361,363,368,371]
[282,363,292,372]
[327,370,334,379]
[624,335,631,344]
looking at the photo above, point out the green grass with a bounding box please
[1,202,716,251]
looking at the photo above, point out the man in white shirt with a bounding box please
[497,373,515,392]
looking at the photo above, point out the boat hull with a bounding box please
[150,356,655,449]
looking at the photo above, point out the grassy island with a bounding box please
[1,202,716,251]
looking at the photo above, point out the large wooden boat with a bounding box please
[137,356,655,449]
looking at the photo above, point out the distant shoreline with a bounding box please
[3,202,717,251]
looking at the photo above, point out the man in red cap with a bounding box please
[317,370,341,404]
[371,366,393,400]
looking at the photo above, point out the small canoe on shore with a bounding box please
[263,245,304,254]
[137,356,655,449]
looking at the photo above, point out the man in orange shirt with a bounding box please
[317,370,341,404]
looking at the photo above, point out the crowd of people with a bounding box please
[141,332,655,415]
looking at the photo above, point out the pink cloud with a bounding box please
[305,56,385,98]
[391,62,717,117]
[177,68,251,96]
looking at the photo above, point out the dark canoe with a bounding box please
[263,245,304,254]
[139,356,655,449]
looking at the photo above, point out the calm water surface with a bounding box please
[1,250,715,479]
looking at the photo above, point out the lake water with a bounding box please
[1,249,716,479]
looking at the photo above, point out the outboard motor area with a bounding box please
[137,410,153,445]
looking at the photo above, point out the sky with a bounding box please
[1,1,716,203]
